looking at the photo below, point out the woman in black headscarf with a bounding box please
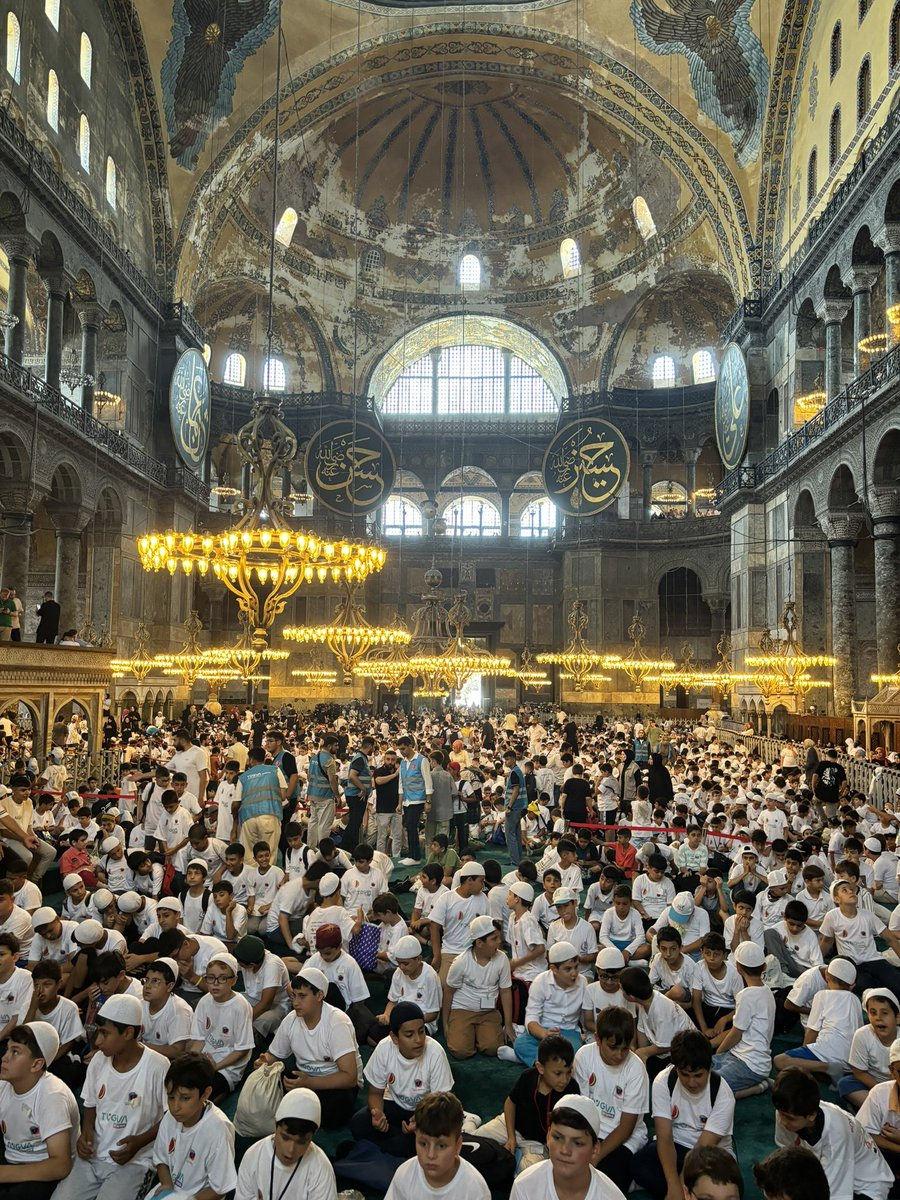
[481,717,496,750]
[647,751,674,807]
[563,719,580,755]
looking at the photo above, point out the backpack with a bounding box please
[666,1065,721,1107]
[459,1136,516,1190]
[334,1139,405,1193]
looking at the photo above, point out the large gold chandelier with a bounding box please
[157,611,217,688]
[111,621,163,682]
[614,610,674,689]
[746,602,834,698]
[405,568,454,696]
[138,397,387,648]
[354,615,413,689]
[206,614,290,683]
[437,593,512,691]
[651,642,709,693]
[537,600,620,692]
[872,642,900,688]
[282,581,411,682]
[518,646,551,687]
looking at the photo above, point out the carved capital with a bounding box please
[818,296,852,324]
[45,502,94,535]
[38,267,74,298]
[819,512,866,545]
[0,232,39,265]
[869,486,900,527]
[873,222,900,256]
[0,483,45,514]
[72,299,107,330]
[641,452,657,468]
[850,265,881,294]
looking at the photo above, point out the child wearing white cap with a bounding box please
[504,941,586,1067]
[839,989,899,1108]
[27,908,78,974]
[648,893,710,960]
[61,874,92,922]
[235,1088,337,1200]
[856,1038,900,1176]
[0,1020,80,1200]
[148,1052,237,1200]
[53,994,168,1200]
[510,1095,628,1200]
[548,887,600,976]
[443,914,513,1058]
[507,880,547,1024]
[709,941,776,1098]
[187,951,254,1100]
[429,861,488,983]
[0,878,34,960]
[382,934,442,1034]
[774,957,863,1077]
[296,871,363,953]
[96,838,128,894]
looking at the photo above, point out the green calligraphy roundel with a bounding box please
[715,342,750,471]
[542,417,630,516]
[169,349,210,471]
[304,419,396,516]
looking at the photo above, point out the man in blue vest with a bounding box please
[398,735,432,865]
[307,733,340,850]
[237,746,286,859]
[264,728,299,823]
[502,747,528,865]
[344,735,374,848]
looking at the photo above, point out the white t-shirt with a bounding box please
[37,995,85,1048]
[300,904,358,951]
[859,1079,900,1146]
[269,1003,362,1080]
[637,992,693,1052]
[200,900,249,942]
[0,1072,79,1162]
[573,1043,648,1150]
[0,904,34,959]
[239,950,292,1014]
[511,1158,627,1200]
[0,965,33,1030]
[582,983,637,1023]
[651,1066,735,1153]
[631,874,675,919]
[167,744,209,799]
[430,890,489,955]
[266,877,310,934]
[306,950,370,1006]
[364,1035,454,1111]
[692,959,743,1008]
[729,985,775,1077]
[28,919,78,964]
[341,865,387,912]
[82,1045,168,1165]
[446,948,511,1011]
[386,1156,491,1200]
[235,1135,337,1200]
[649,953,698,995]
[153,1102,237,1195]
[247,864,285,910]
[388,962,443,1027]
[508,911,547,982]
[786,966,827,1026]
[524,970,586,1031]
[190,992,255,1087]
[596,910,643,958]
[849,1023,892,1081]
[180,933,227,994]
[414,883,448,922]
[807,989,864,1064]
[820,907,885,963]
[776,1099,893,1200]
[142,993,193,1050]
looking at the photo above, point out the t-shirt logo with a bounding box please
[168,1138,177,1152]
[30,1124,39,1135]
[97,1085,106,1100]
[588,1073,597,1087]
[671,1106,680,1120]
[127,1092,139,1107]
[388,1073,395,1085]
[222,1026,229,1034]
[205,1017,211,1029]
[189,1149,196,1161]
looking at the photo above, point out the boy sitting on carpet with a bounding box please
[384,1091,490,1200]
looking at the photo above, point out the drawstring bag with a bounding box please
[348,921,381,972]
[234,1060,284,1137]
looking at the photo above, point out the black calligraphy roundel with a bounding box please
[304,419,396,516]
[715,342,750,471]
[169,348,210,471]
[542,417,630,517]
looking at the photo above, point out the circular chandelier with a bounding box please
[793,388,826,423]
[155,611,220,688]
[111,621,162,683]
[537,600,620,692]
[283,581,411,682]
[651,643,709,693]
[291,666,339,686]
[354,615,413,688]
[137,396,387,647]
[746,601,835,698]
[205,615,290,683]
[872,644,900,689]
[858,333,889,357]
[518,646,551,687]
[435,593,512,691]
[614,610,674,689]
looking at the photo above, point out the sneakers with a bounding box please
[399,857,419,866]
[497,1045,519,1063]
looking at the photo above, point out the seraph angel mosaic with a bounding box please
[161,0,280,170]
[630,0,769,166]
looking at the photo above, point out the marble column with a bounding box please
[89,531,120,640]
[500,492,511,537]
[870,488,900,676]
[851,266,879,374]
[821,513,864,715]
[74,301,103,415]
[48,507,90,634]
[874,223,900,332]
[41,272,68,392]
[641,453,656,521]
[685,449,700,514]
[0,508,33,602]
[820,297,851,401]
[2,235,34,364]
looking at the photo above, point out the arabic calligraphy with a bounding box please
[542,419,630,516]
[715,343,749,471]
[169,349,210,471]
[305,420,396,516]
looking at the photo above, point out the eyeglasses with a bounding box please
[204,973,235,983]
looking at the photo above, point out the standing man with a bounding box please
[503,748,528,866]
[306,733,340,850]
[398,736,432,867]
[9,588,23,642]
[264,729,299,822]
[0,587,14,641]
[237,747,286,859]
[811,747,847,827]
[344,736,374,848]
[35,592,61,645]
[166,728,209,805]
[373,748,402,858]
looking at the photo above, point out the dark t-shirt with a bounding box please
[373,762,400,813]
[508,1067,579,1142]
[561,777,592,822]
[814,760,846,803]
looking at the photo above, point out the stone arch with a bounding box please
[851,224,882,269]
[36,230,65,275]
[48,462,84,507]
[440,466,500,493]
[885,177,900,224]
[872,429,900,487]
[794,488,818,527]
[827,462,862,512]
[94,486,125,532]
[0,428,31,484]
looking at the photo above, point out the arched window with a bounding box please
[520,496,557,538]
[105,157,117,209]
[45,0,60,29]
[857,57,872,126]
[830,22,842,79]
[459,253,481,291]
[891,1,900,72]
[829,106,842,169]
[692,350,716,384]
[560,238,581,278]
[382,496,423,536]
[46,69,59,131]
[80,33,92,87]
[381,352,433,415]
[6,13,20,84]
[438,345,504,414]
[807,148,818,205]
[650,480,688,519]
[274,207,297,248]
[444,496,501,537]
[652,354,676,388]
[78,113,90,172]
[263,357,286,392]
[223,352,246,387]
[632,196,657,241]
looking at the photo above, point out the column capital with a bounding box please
[819,511,865,546]
[0,232,39,264]
[850,265,881,294]
[817,296,852,324]
[45,503,93,534]
[641,451,657,468]
[873,222,900,256]
[37,267,74,297]
[72,298,107,330]
[869,486,900,528]
[0,482,45,514]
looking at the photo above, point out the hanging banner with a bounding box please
[715,341,750,470]
[542,417,630,516]
[304,419,396,516]
[169,348,210,472]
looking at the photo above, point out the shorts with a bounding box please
[782,1045,823,1062]
[711,1049,769,1092]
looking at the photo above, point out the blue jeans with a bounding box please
[505,806,525,864]
[711,1049,767,1093]
[514,1028,582,1066]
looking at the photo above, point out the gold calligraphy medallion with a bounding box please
[304,419,396,517]
[541,417,630,516]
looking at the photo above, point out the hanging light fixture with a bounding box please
[110,620,164,682]
[746,601,835,697]
[404,566,457,696]
[614,609,674,689]
[205,613,290,682]
[282,581,411,682]
[291,665,339,686]
[537,600,621,692]
[437,592,513,691]
[651,642,709,693]
[155,611,220,688]
[59,344,94,391]
[354,614,413,688]
[517,646,551,687]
